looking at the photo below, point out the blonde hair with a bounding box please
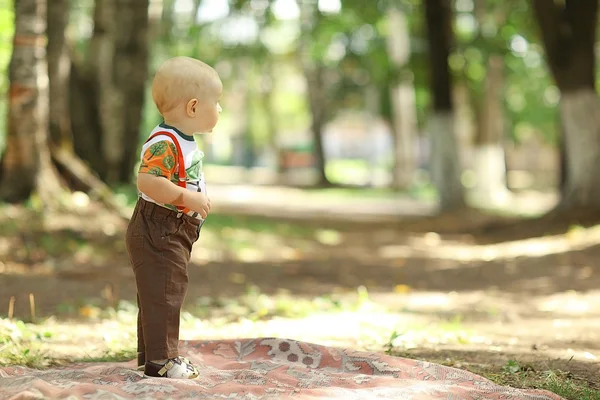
[151,56,221,115]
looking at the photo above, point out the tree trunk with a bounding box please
[260,60,286,181]
[300,1,329,187]
[557,116,567,195]
[386,7,417,190]
[424,0,465,211]
[471,0,509,204]
[232,58,253,170]
[115,0,151,183]
[70,61,104,175]
[365,84,381,186]
[558,89,600,205]
[75,0,149,185]
[87,0,122,184]
[303,65,329,186]
[0,0,62,204]
[47,0,72,150]
[532,0,600,209]
[472,55,509,204]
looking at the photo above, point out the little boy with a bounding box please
[125,56,222,379]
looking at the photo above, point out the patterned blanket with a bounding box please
[0,338,563,399]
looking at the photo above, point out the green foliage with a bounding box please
[0,0,14,152]
[0,0,571,180]
[0,319,54,368]
[453,0,558,144]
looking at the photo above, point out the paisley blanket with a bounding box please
[0,338,563,399]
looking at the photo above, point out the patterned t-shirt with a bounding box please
[138,123,206,219]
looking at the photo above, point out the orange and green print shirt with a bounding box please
[138,123,206,219]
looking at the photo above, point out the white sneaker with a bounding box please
[143,356,199,379]
[137,354,192,372]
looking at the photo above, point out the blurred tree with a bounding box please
[70,0,150,185]
[0,0,62,204]
[532,0,600,210]
[386,5,417,190]
[47,0,72,150]
[259,56,286,179]
[469,0,509,203]
[424,0,465,210]
[299,0,330,186]
[257,4,286,179]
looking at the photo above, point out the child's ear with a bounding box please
[186,99,198,117]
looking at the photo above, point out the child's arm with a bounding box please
[138,173,188,207]
[138,174,211,218]
[137,139,211,218]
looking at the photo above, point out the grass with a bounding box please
[0,319,55,368]
[193,285,345,322]
[392,350,600,400]
[486,363,600,400]
[77,349,137,364]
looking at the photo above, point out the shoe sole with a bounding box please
[142,373,199,380]
[138,357,192,372]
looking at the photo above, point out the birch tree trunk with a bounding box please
[470,0,508,204]
[0,0,62,204]
[386,7,417,190]
[472,55,509,204]
[424,0,465,211]
[532,0,600,209]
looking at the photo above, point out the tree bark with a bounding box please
[424,0,465,211]
[75,0,149,185]
[472,55,509,203]
[557,116,567,195]
[300,2,329,187]
[0,0,62,204]
[260,60,286,180]
[386,7,417,190]
[115,0,151,183]
[365,84,381,186]
[303,65,329,186]
[70,60,104,175]
[87,0,122,183]
[47,0,72,150]
[557,89,600,205]
[532,0,600,209]
[471,0,509,204]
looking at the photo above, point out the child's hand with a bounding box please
[184,192,211,218]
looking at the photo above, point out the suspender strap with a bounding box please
[144,131,187,212]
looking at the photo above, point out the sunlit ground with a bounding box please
[1,185,599,398]
[3,288,600,368]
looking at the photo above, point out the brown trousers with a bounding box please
[125,198,201,361]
